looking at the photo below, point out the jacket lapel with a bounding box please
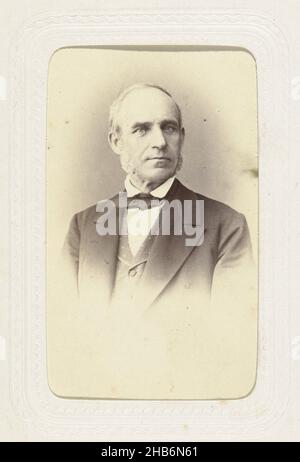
[82,193,122,305]
[137,179,205,309]
[83,181,204,309]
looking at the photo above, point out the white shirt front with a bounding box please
[124,176,175,256]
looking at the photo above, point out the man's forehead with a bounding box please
[117,87,179,126]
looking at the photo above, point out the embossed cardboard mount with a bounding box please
[9,9,289,440]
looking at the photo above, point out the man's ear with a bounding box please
[180,126,185,146]
[108,131,123,156]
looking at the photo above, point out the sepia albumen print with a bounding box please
[47,48,258,400]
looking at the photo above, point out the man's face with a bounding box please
[110,88,185,188]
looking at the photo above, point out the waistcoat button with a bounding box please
[129,268,137,278]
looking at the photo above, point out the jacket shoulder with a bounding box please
[177,180,245,223]
[72,196,116,229]
[199,194,244,222]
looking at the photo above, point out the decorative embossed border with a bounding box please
[9,9,290,440]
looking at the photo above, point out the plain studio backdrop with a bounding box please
[47,47,258,265]
[47,48,258,399]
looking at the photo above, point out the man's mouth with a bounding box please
[149,156,170,161]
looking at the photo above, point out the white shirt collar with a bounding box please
[125,176,176,198]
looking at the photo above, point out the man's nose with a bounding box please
[151,126,167,149]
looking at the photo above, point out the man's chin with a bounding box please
[145,167,174,182]
[128,167,176,190]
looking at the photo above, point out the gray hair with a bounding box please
[108,83,182,138]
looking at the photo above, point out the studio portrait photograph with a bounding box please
[46,47,258,400]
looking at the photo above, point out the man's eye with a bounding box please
[133,127,147,136]
[164,125,177,133]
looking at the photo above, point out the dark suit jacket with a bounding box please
[58,179,257,399]
[64,178,253,309]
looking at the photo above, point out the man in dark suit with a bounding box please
[58,83,257,399]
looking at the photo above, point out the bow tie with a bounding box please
[127,193,165,209]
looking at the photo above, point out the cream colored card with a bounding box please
[47,48,258,400]
[2,1,297,441]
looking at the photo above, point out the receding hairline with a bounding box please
[109,83,182,135]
